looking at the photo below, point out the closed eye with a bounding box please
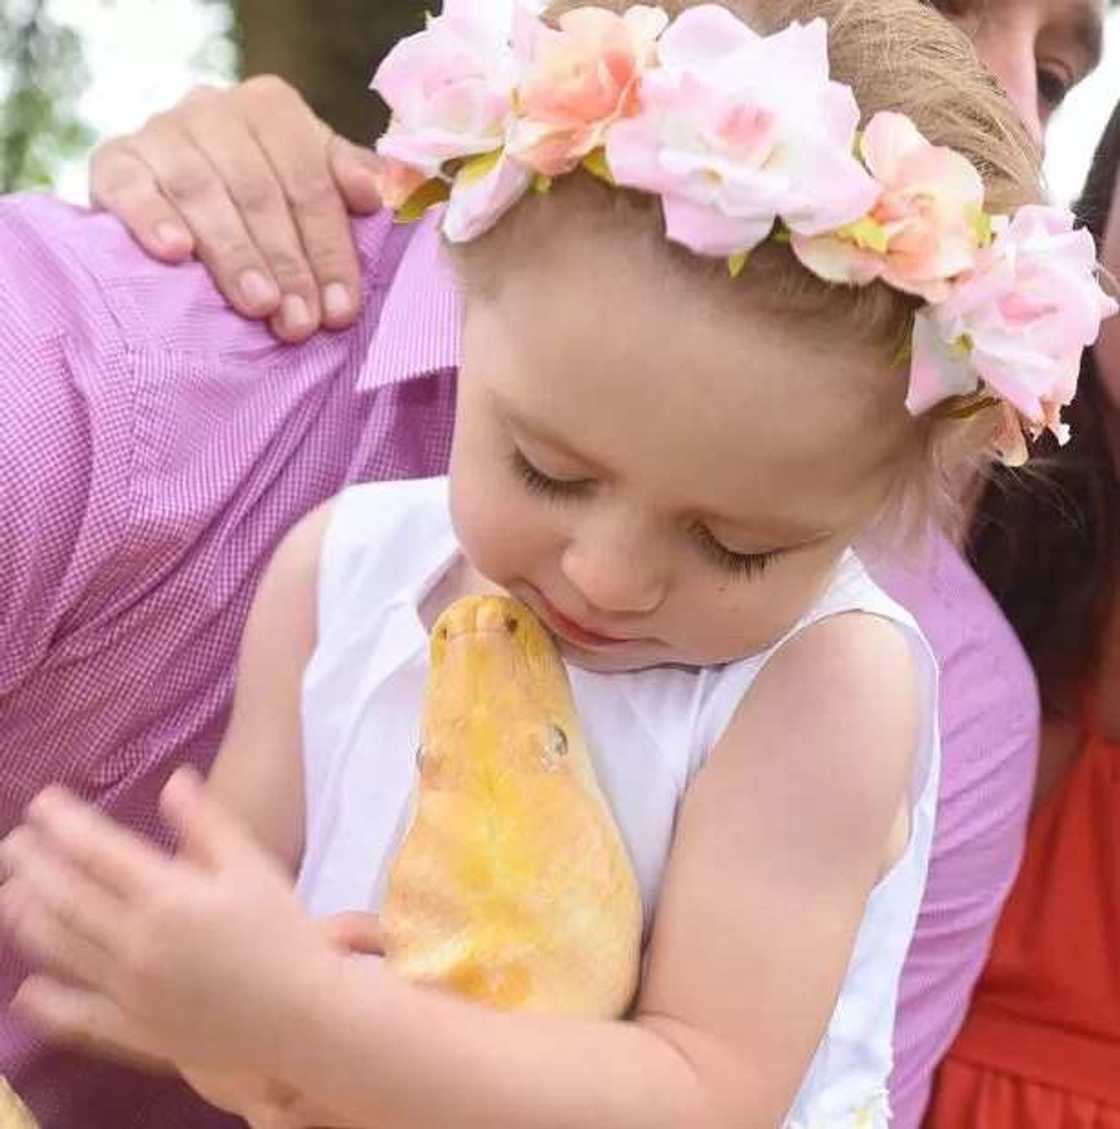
[691,522,781,579]
[509,448,593,501]
[511,446,785,579]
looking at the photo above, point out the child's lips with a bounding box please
[523,587,637,649]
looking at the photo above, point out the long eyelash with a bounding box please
[509,449,589,501]
[510,451,775,576]
[692,522,778,578]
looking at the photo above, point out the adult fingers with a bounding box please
[234,76,364,332]
[329,134,384,216]
[89,139,196,262]
[174,83,328,338]
[126,102,297,326]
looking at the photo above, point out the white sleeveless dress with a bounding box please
[297,477,940,1128]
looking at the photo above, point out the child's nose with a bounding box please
[560,532,667,617]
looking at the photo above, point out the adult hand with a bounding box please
[90,78,382,342]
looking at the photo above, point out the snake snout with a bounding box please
[437,596,526,644]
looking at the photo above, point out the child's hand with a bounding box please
[179,911,386,1127]
[0,768,338,1074]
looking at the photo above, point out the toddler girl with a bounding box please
[1,0,1113,1126]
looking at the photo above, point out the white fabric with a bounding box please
[298,477,940,1128]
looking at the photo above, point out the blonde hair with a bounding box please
[454,0,1043,537]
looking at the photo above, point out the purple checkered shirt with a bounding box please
[0,194,1038,1129]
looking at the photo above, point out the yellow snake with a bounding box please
[0,598,643,1122]
[0,1079,36,1129]
[382,595,644,1017]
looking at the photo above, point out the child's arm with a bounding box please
[4,608,917,1129]
[198,500,333,872]
[254,612,920,1129]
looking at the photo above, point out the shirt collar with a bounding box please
[359,211,463,391]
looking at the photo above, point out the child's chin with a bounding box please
[558,638,676,674]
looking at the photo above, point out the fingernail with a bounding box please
[154,222,190,251]
[323,282,352,322]
[240,269,280,310]
[282,294,313,333]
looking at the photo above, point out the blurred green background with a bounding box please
[0,0,1118,201]
[0,0,423,193]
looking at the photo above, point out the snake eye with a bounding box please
[416,745,425,770]
[549,725,568,757]
[540,723,568,770]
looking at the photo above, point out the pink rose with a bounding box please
[507,6,668,177]
[907,204,1119,448]
[792,112,987,303]
[371,0,522,179]
[443,150,533,243]
[605,10,878,257]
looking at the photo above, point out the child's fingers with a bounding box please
[0,826,122,955]
[11,975,172,1072]
[319,910,386,956]
[180,1065,301,1123]
[24,788,169,899]
[159,767,259,872]
[0,873,112,989]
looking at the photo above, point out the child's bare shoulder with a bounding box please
[718,610,921,838]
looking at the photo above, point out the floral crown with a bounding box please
[370,0,1117,465]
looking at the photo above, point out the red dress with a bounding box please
[926,724,1120,1128]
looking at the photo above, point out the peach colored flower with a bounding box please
[508,6,668,177]
[792,112,987,303]
[605,10,878,257]
[370,155,429,210]
[907,204,1119,457]
[990,402,1030,467]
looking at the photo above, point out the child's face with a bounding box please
[450,225,913,672]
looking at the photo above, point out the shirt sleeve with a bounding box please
[0,198,135,697]
[887,568,1039,1128]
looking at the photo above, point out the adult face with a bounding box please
[932,0,1106,142]
[1094,137,1120,438]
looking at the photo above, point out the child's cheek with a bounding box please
[449,470,526,584]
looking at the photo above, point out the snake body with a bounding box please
[0,1079,37,1129]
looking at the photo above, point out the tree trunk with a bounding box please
[231,0,425,143]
